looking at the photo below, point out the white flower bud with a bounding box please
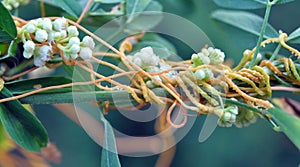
[81,36,95,49]
[195,69,205,80]
[26,23,36,33]
[35,29,48,42]
[13,2,19,8]
[47,31,55,42]
[23,40,35,53]
[207,47,225,65]
[37,45,52,61]
[23,51,33,59]
[79,47,93,60]
[69,37,80,45]
[69,44,80,54]
[223,112,231,121]
[67,26,79,37]
[42,18,52,32]
[34,56,46,67]
[53,18,67,31]
[133,57,142,67]
[54,30,67,40]
[146,80,155,88]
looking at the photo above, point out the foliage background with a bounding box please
[17,0,300,166]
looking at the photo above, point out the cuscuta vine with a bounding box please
[0,15,300,131]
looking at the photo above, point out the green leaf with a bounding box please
[275,0,295,5]
[99,111,121,167]
[212,10,278,39]
[5,77,72,94]
[95,0,123,4]
[125,1,163,32]
[213,0,267,9]
[0,87,48,152]
[268,107,300,150]
[0,3,17,40]
[0,31,14,42]
[126,0,152,23]
[53,0,82,18]
[287,27,300,44]
[213,0,295,9]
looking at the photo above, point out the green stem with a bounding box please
[269,43,281,61]
[222,98,264,114]
[250,1,273,68]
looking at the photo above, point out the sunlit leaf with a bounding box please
[0,3,17,41]
[53,0,82,18]
[268,107,300,150]
[0,87,48,152]
[287,27,300,44]
[212,10,278,39]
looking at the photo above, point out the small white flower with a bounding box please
[13,1,19,8]
[23,40,35,53]
[53,18,68,31]
[133,57,142,67]
[23,51,33,59]
[206,47,225,65]
[34,56,46,67]
[192,53,210,67]
[26,23,36,33]
[195,69,205,80]
[35,29,48,42]
[42,18,53,32]
[54,30,67,41]
[69,37,80,45]
[69,44,80,54]
[37,45,52,61]
[81,36,95,49]
[79,47,93,60]
[47,31,55,42]
[67,26,79,37]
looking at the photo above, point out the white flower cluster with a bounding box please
[127,47,178,88]
[218,104,239,127]
[235,109,257,128]
[191,47,225,81]
[2,0,29,10]
[20,18,95,67]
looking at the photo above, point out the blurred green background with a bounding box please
[22,0,300,166]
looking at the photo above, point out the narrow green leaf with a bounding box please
[0,87,48,152]
[212,10,278,39]
[100,112,121,167]
[95,0,123,4]
[213,0,295,9]
[213,0,267,9]
[5,77,72,94]
[268,107,300,150]
[126,0,152,23]
[0,3,17,40]
[287,27,300,44]
[275,0,295,5]
[53,0,82,18]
